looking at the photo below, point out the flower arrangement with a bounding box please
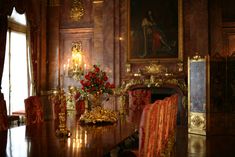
[77,65,118,124]
[79,65,115,98]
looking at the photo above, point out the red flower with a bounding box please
[105,82,110,88]
[104,76,108,81]
[80,64,114,96]
[95,67,100,73]
[85,74,90,80]
[80,80,85,85]
[86,81,91,86]
[92,73,96,78]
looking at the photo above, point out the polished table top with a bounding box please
[0,112,137,157]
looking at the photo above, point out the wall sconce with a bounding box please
[64,41,85,81]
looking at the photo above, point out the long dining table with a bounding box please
[0,111,138,157]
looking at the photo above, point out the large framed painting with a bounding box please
[127,0,183,62]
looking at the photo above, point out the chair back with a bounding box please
[0,93,8,131]
[24,96,44,125]
[128,89,151,123]
[139,94,178,157]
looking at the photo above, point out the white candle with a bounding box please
[84,64,87,74]
[63,64,66,76]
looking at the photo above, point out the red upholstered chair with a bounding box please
[0,93,8,131]
[24,96,44,125]
[169,94,178,138]
[139,100,161,157]
[128,89,151,123]
[138,94,178,157]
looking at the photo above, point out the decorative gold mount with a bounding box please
[56,112,71,138]
[192,52,202,60]
[121,63,186,93]
[70,0,85,21]
[50,89,71,138]
[142,63,166,74]
[188,112,206,135]
[116,63,187,116]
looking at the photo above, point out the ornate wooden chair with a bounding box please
[128,89,151,123]
[139,99,164,157]
[0,93,8,131]
[121,94,178,157]
[24,96,44,125]
[140,94,179,157]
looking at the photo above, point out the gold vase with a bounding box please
[79,93,118,124]
[87,93,108,109]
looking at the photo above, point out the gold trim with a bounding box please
[93,0,104,4]
[127,0,183,63]
[207,56,210,133]
[120,77,187,94]
[178,0,183,61]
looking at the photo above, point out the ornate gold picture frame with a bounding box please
[127,0,183,62]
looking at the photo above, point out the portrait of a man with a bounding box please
[128,0,180,61]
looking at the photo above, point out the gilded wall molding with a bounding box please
[70,0,85,21]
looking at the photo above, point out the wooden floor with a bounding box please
[174,126,235,157]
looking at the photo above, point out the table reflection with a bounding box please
[0,112,137,157]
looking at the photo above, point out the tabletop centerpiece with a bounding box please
[77,65,118,125]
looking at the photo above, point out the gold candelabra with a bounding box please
[52,89,71,138]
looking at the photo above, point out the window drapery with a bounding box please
[0,0,39,105]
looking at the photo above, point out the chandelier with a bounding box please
[64,41,85,81]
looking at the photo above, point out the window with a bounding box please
[2,8,29,115]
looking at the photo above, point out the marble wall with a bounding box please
[44,0,219,90]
